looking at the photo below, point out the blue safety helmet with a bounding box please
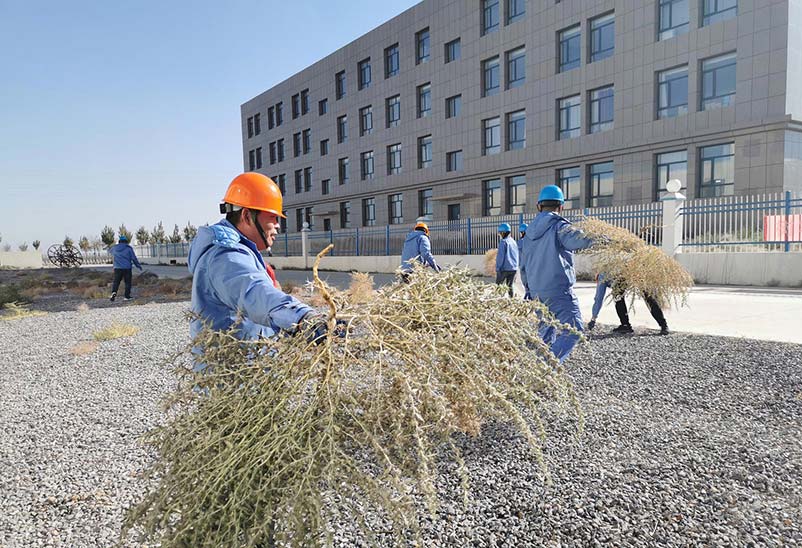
[119,235,128,242]
[537,185,565,204]
[519,223,528,233]
[498,223,511,233]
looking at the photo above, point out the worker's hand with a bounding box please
[300,314,347,345]
[587,318,596,331]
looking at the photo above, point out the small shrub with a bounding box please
[82,287,107,299]
[76,303,90,313]
[93,323,139,341]
[0,303,46,321]
[483,249,497,276]
[70,341,99,355]
[347,272,374,303]
[0,284,24,307]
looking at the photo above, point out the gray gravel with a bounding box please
[1,303,801,547]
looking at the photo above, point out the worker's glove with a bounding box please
[300,314,348,345]
[523,285,531,301]
[587,319,596,331]
[433,264,442,273]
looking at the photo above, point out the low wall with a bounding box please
[270,255,488,274]
[676,253,802,287]
[0,251,43,269]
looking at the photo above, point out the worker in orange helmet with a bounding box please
[400,220,441,282]
[188,173,328,370]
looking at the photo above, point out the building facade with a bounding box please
[241,0,802,233]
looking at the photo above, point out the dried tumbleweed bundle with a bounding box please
[577,217,694,309]
[484,248,498,276]
[125,246,581,548]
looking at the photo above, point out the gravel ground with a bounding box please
[1,301,800,547]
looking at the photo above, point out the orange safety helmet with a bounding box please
[221,172,286,218]
[414,221,429,235]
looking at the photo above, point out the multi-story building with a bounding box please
[241,0,802,233]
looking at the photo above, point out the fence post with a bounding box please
[329,229,334,256]
[466,218,472,255]
[301,223,310,269]
[385,225,390,256]
[284,231,289,257]
[785,190,792,253]
[660,179,686,256]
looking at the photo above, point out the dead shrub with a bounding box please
[70,341,99,355]
[346,271,374,303]
[484,249,498,276]
[93,323,139,341]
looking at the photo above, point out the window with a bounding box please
[323,218,332,232]
[506,175,526,213]
[507,0,525,23]
[417,83,431,118]
[359,106,373,136]
[293,132,301,157]
[445,38,461,63]
[588,161,614,207]
[702,0,737,26]
[482,56,500,96]
[358,58,371,90]
[322,178,331,196]
[277,139,284,162]
[255,147,262,169]
[362,198,376,226]
[656,150,688,195]
[276,173,286,195]
[386,95,401,127]
[658,0,689,40]
[557,167,581,209]
[319,98,328,115]
[699,143,734,197]
[482,0,500,35]
[701,53,736,110]
[247,116,254,138]
[558,95,581,140]
[269,142,277,165]
[418,135,432,169]
[483,179,502,216]
[558,25,581,72]
[254,113,261,135]
[301,89,309,115]
[337,115,348,143]
[268,106,275,129]
[657,65,688,119]
[589,85,614,133]
[416,28,430,64]
[483,117,501,155]
[389,193,404,224]
[385,44,399,78]
[419,188,433,218]
[296,209,304,232]
[506,47,526,89]
[589,13,615,63]
[302,129,311,154]
[446,150,463,172]
[294,169,303,194]
[360,151,375,180]
[248,150,255,171]
[320,139,329,156]
[275,102,283,126]
[304,207,313,230]
[303,167,312,192]
[292,93,300,119]
[335,70,346,100]
[448,203,461,221]
[507,110,526,150]
[340,201,351,228]
[388,143,402,175]
[446,95,461,119]
[338,157,350,185]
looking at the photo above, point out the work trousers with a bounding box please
[614,294,667,328]
[111,268,133,298]
[495,270,516,297]
[535,291,584,364]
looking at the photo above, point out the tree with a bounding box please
[101,225,115,247]
[32,240,40,250]
[18,242,29,251]
[183,222,198,243]
[63,235,74,248]
[119,224,133,242]
[151,221,167,244]
[1,244,10,252]
[79,236,90,252]
[136,226,150,245]
[169,224,183,244]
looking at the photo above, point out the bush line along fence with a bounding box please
[76,191,800,263]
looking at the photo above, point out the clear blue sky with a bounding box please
[0,0,419,250]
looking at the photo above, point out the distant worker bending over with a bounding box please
[519,185,599,363]
[400,221,441,282]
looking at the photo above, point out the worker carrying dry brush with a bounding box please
[495,223,519,297]
[519,185,601,363]
[400,221,441,282]
[187,172,330,370]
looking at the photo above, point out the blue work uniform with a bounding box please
[400,230,441,272]
[591,273,610,319]
[188,220,313,370]
[519,211,595,363]
[109,243,142,270]
[496,235,519,297]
